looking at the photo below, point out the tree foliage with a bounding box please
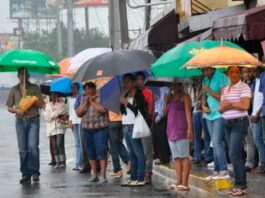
[23,26,109,61]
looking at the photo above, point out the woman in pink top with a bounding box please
[219,66,251,196]
[163,82,193,191]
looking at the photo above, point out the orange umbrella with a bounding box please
[184,46,262,68]
[47,58,73,78]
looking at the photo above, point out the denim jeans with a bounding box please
[225,118,248,189]
[73,124,82,167]
[206,118,227,172]
[109,122,129,172]
[193,112,213,162]
[83,127,109,160]
[253,117,265,166]
[142,135,153,174]
[123,125,146,181]
[16,117,40,177]
[245,122,257,168]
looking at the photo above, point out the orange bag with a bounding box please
[20,96,39,112]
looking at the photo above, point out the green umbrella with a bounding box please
[151,40,243,77]
[0,49,59,74]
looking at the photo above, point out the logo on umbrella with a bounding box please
[189,48,207,56]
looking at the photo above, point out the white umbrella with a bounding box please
[68,48,111,73]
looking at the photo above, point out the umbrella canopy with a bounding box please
[151,40,243,77]
[50,77,72,96]
[72,50,156,82]
[184,46,262,68]
[68,48,111,73]
[0,49,59,74]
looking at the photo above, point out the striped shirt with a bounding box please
[221,81,251,120]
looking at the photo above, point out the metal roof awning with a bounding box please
[74,0,108,7]
[129,10,177,51]
[213,5,265,40]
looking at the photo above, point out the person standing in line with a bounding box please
[153,87,171,165]
[108,111,130,177]
[75,82,109,184]
[69,83,83,171]
[135,71,154,184]
[242,67,258,171]
[120,73,147,187]
[219,66,251,196]
[192,77,213,165]
[202,68,229,181]
[164,82,193,191]
[6,67,44,183]
[43,92,68,169]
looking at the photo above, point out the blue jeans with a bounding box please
[123,125,146,181]
[16,117,40,177]
[83,127,109,160]
[109,122,129,172]
[206,118,227,172]
[225,118,248,189]
[253,117,265,166]
[73,124,82,167]
[193,112,213,162]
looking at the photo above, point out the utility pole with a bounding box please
[56,1,63,60]
[109,0,121,49]
[18,18,23,49]
[85,7,89,35]
[145,0,152,30]
[67,0,74,57]
[118,0,129,49]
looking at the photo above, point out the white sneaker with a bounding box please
[205,171,219,181]
[212,172,230,180]
[207,162,214,168]
[128,180,145,187]
[109,170,123,178]
[121,179,134,186]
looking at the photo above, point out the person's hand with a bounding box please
[187,128,193,141]
[251,113,260,123]
[202,85,211,93]
[88,95,97,104]
[120,96,128,105]
[16,109,24,116]
[68,120,73,128]
[202,106,211,113]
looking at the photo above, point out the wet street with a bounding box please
[0,90,180,198]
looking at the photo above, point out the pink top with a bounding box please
[167,98,188,141]
[221,81,251,120]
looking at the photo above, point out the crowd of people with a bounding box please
[6,65,265,196]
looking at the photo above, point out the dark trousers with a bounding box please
[152,117,171,163]
[49,137,55,162]
[50,134,66,163]
[80,127,90,169]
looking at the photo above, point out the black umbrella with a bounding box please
[144,77,194,87]
[72,50,156,82]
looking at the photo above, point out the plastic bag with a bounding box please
[132,111,151,139]
[20,95,38,111]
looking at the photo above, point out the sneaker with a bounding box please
[79,168,91,174]
[212,171,230,180]
[20,176,31,184]
[59,163,66,169]
[207,162,215,168]
[32,175,39,182]
[205,171,219,181]
[73,166,82,171]
[121,179,133,186]
[48,161,56,166]
[100,177,108,184]
[129,180,146,187]
[88,177,99,185]
[109,170,123,177]
[53,163,60,169]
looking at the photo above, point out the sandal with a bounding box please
[177,185,190,191]
[251,166,265,174]
[222,188,238,195]
[231,189,246,196]
[167,184,178,191]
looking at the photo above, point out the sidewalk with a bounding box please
[153,162,265,198]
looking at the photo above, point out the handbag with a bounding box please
[132,111,151,139]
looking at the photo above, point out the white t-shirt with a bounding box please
[68,97,81,124]
[252,78,263,116]
[122,98,136,125]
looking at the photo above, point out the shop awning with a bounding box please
[129,10,177,51]
[213,5,265,40]
[74,0,108,7]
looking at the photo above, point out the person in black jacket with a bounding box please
[120,73,147,187]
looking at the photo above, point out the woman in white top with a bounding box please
[43,92,68,169]
[68,83,82,170]
[219,66,251,196]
